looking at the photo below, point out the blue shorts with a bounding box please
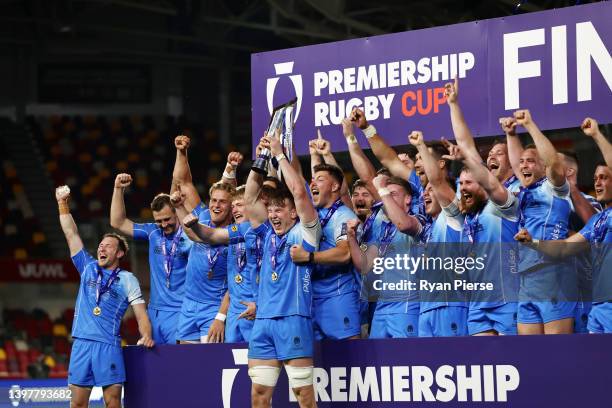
[468,303,518,335]
[518,301,576,324]
[149,308,180,344]
[370,312,419,338]
[249,316,313,361]
[419,306,468,337]
[68,338,125,387]
[574,302,592,334]
[176,298,218,342]
[587,303,612,334]
[312,290,361,340]
[226,311,254,343]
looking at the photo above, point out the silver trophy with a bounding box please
[253,98,297,175]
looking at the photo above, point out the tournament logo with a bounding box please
[221,348,248,408]
[266,61,303,122]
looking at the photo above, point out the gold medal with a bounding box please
[234,274,243,284]
[93,306,102,316]
[271,271,279,281]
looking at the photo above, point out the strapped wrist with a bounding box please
[377,187,391,196]
[363,125,377,139]
[215,313,226,322]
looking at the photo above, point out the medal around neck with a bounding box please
[93,306,102,316]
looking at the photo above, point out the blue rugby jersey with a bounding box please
[366,211,420,315]
[255,220,321,318]
[226,221,259,314]
[460,192,520,308]
[312,203,359,298]
[518,178,572,273]
[184,206,228,305]
[133,223,191,311]
[417,199,465,312]
[71,249,144,346]
[579,207,612,303]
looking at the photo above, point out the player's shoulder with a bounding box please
[118,270,140,286]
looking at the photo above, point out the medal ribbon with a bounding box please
[160,226,183,285]
[236,241,247,271]
[592,207,611,243]
[319,198,344,229]
[95,266,121,306]
[378,221,397,257]
[270,234,288,271]
[517,177,546,229]
[359,201,383,244]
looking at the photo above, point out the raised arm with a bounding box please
[442,139,510,206]
[110,174,135,237]
[221,152,243,187]
[182,213,230,245]
[409,132,455,207]
[351,108,411,180]
[500,117,526,186]
[342,118,381,201]
[308,139,323,177]
[56,186,84,257]
[514,109,566,187]
[269,130,318,224]
[373,175,422,236]
[444,77,480,162]
[172,135,201,211]
[314,133,353,209]
[582,117,612,167]
[245,137,269,228]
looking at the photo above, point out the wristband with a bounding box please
[223,170,236,179]
[363,125,377,139]
[345,134,358,144]
[532,239,539,245]
[377,187,391,197]
[215,313,227,322]
[275,153,287,163]
[308,252,315,263]
[58,201,70,215]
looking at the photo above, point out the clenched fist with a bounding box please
[55,185,71,202]
[182,213,198,228]
[175,135,191,151]
[227,152,244,168]
[114,173,132,189]
[499,117,517,135]
[581,117,600,138]
[513,109,532,127]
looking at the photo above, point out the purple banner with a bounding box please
[251,2,612,155]
[124,335,612,407]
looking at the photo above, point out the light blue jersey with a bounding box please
[461,193,520,308]
[255,220,321,318]
[503,175,522,195]
[71,249,144,346]
[367,211,420,315]
[184,206,228,305]
[417,199,465,313]
[312,202,358,298]
[518,178,572,273]
[226,221,258,314]
[133,223,191,311]
[408,169,425,218]
[580,207,612,304]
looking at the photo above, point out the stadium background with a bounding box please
[0,0,608,404]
